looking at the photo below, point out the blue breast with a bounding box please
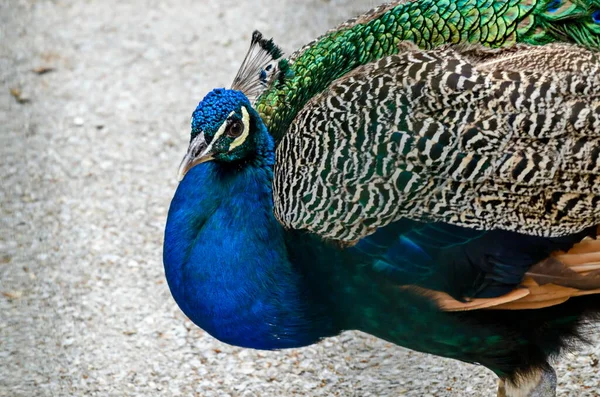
[163,162,333,349]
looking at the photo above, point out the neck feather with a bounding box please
[163,138,337,349]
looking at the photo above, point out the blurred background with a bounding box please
[2,1,598,396]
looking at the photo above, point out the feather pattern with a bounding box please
[274,42,600,243]
[256,0,600,142]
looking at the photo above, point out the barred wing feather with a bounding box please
[273,42,600,243]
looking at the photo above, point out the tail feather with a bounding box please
[543,0,587,20]
[527,0,600,48]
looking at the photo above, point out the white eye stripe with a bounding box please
[201,110,236,155]
[213,110,236,142]
[228,107,251,150]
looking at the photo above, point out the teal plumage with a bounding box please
[164,1,600,396]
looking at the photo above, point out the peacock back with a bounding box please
[256,0,600,142]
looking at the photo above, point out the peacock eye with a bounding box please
[226,119,244,138]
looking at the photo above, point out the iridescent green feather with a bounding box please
[255,0,600,142]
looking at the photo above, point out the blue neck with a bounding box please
[163,140,336,349]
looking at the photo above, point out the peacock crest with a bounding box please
[231,31,290,103]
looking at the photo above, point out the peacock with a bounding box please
[163,1,600,396]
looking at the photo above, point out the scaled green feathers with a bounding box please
[256,0,600,141]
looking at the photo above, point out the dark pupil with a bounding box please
[227,120,243,138]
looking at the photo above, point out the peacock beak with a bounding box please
[177,133,214,181]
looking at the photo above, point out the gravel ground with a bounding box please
[2,1,599,396]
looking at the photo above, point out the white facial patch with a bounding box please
[200,110,236,157]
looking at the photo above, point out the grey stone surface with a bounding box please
[1,1,598,396]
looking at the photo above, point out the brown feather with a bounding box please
[407,286,531,311]
[417,233,600,311]
[526,257,600,290]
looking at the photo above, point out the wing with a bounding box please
[273,42,600,244]
[420,230,600,310]
[273,42,600,302]
[351,218,597,299]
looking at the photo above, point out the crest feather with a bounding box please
[231,30,284,103]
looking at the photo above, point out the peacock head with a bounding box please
[177,31,284,181]
[177,88,265,180]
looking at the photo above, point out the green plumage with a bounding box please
[256,0,600,141]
